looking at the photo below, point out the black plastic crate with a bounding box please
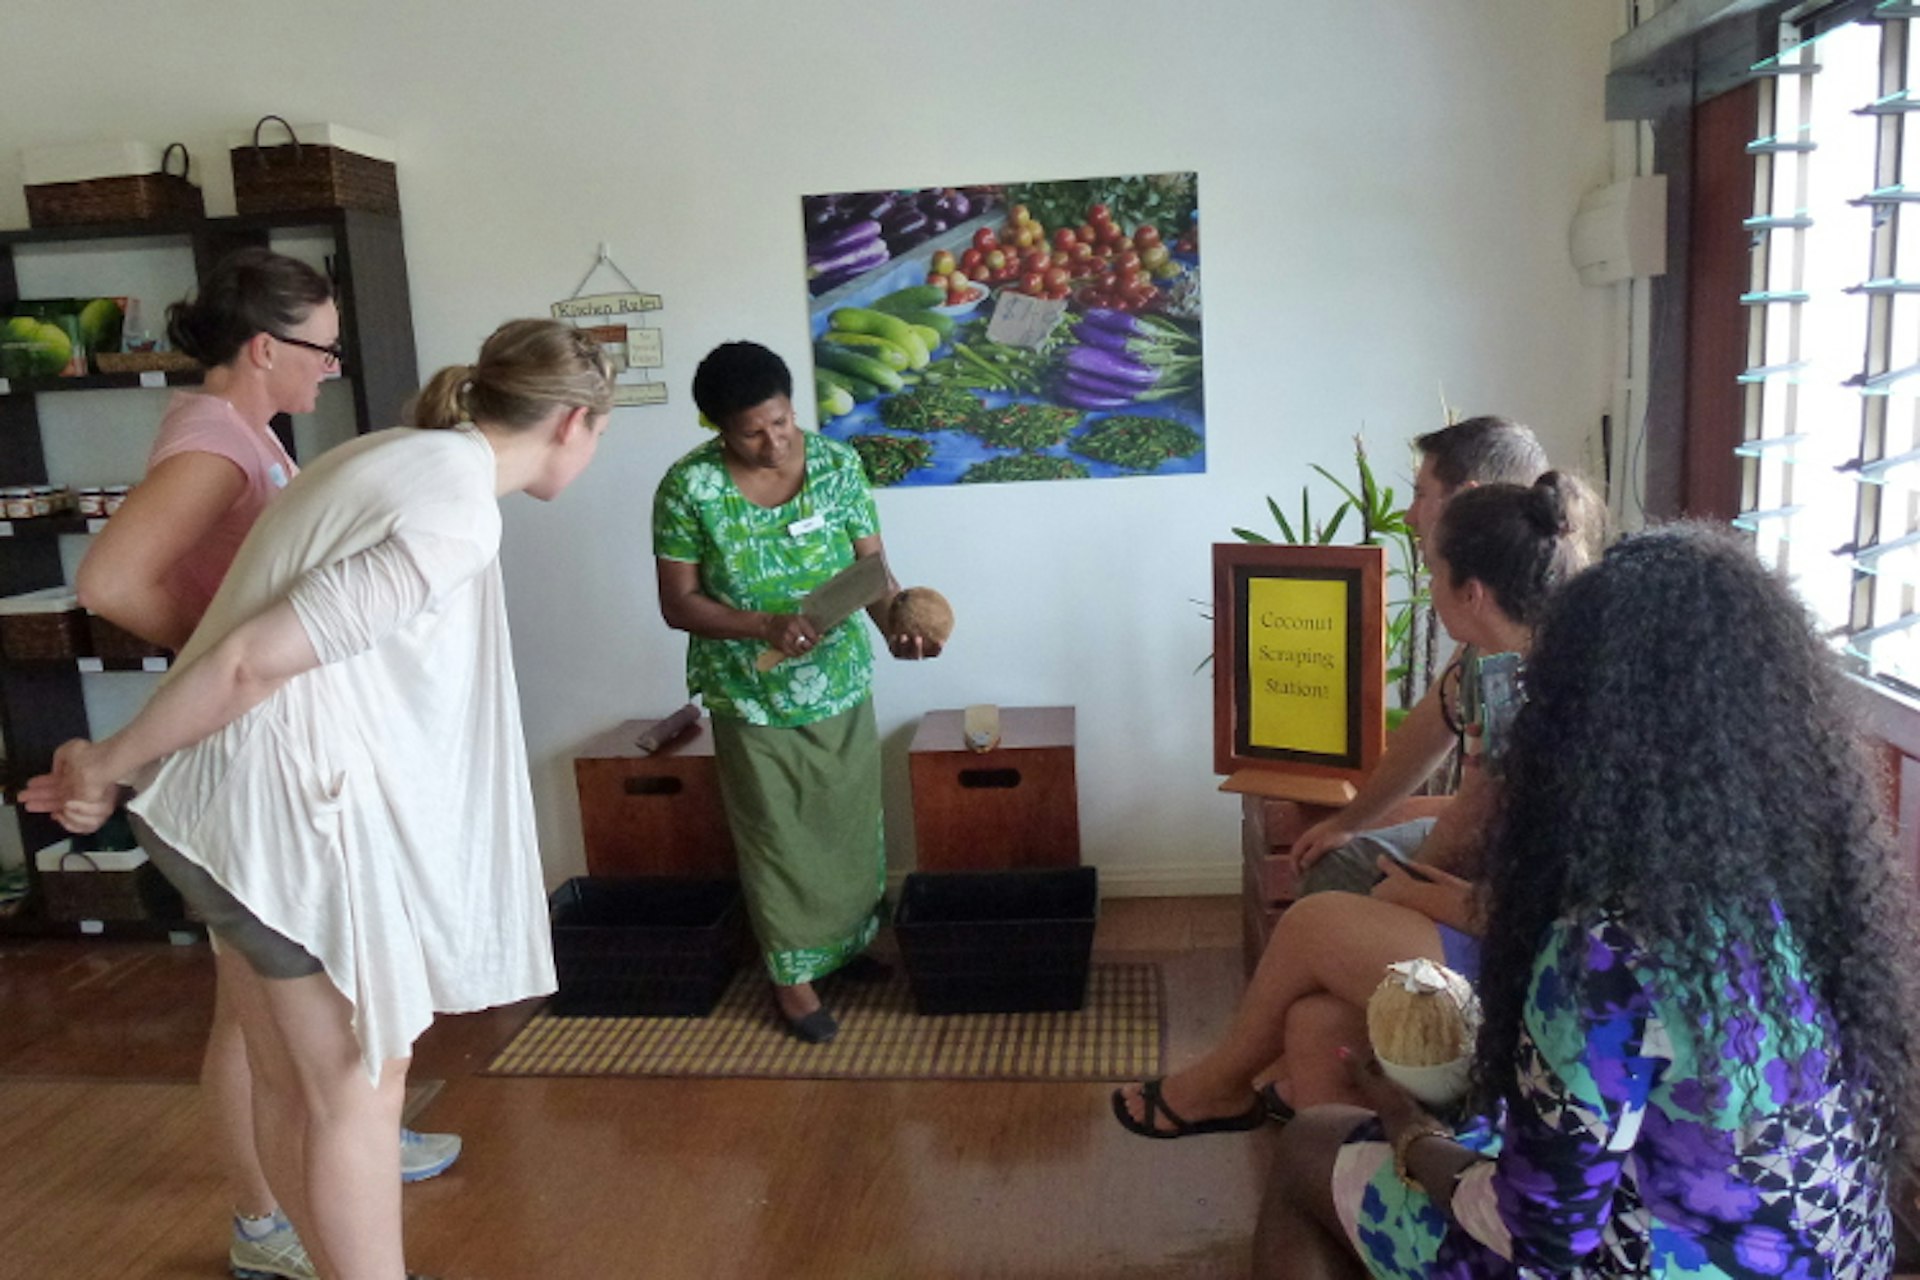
[549,877,745,1017]
[895,866,1098,1015]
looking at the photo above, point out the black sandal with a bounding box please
[1110,1078,1266,1139]
[786,1007,838,1043]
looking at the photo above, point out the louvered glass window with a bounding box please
[1740,3,1920,690]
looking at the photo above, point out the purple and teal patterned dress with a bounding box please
[1334,911,1891,1277]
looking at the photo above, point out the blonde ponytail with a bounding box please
[411,364,474,430]
[408,319,614,432]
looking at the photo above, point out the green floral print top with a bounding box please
[652,433,882,727]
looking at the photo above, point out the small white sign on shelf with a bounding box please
[142,656,168,672]
[0,378,10,396]
[79,920,103,935]
[77,657,104,673]
[86,518,107,534]
[0,522,13,538]
[138,371,166,389]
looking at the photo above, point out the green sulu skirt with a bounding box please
[709,698,885,986]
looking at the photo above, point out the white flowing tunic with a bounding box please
[128,426,555,1080]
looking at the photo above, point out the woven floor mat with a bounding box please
[483,962,1164,1082]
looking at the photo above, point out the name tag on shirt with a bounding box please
[787,513,825,538]
[268,463,290,489]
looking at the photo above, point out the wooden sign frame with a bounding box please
[1212,543,1386,786]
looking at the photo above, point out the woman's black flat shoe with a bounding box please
[784,1006,839,1044]
[1257,1081,1296,1124]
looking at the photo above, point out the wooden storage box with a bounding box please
[908,706,1079,871]
[0,587,87,662]
[573,717,735,878]
[21,141,202,228]
[230,119,399,216]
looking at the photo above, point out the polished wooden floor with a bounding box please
[0,897,1271,1279]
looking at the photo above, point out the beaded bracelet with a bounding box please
[1391,1122,1454,1187]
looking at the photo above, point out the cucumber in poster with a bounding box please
[801,172,1203,488]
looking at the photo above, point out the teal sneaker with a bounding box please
[230,1212,316,1280]
[399,1127,462,1183]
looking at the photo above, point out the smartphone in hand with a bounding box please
[1472,652,1525,770]
[1380,847,1435,883]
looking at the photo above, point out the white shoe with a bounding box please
[230,1212,317,1280]
[400,1126,462,1183]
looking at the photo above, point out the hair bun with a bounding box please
[1529,472,1571,537]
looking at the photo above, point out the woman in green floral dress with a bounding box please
[652,342,941,1043]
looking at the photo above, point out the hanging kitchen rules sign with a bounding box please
[802,172,1203,487]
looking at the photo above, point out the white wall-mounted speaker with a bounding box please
[1570,175,1668,286]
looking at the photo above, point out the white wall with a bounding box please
[0,0,1622,895]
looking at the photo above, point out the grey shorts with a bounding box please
[131,814,324,981]
[1295,817,1439,897]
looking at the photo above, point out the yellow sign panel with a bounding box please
[1245,577,1349,757]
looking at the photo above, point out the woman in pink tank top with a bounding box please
[74,249,457,1280]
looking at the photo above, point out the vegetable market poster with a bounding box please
[801,172,1204,487]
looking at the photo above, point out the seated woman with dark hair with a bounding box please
[1254,525,1912,1279]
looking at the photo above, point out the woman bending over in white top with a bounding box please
[27,317,614,1280]
[75,246,460,1280]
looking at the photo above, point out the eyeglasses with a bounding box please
[272,333,344,367]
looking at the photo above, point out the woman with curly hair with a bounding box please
[1255,524,1913,1278]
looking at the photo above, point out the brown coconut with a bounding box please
[1366,959,1479,1068]
[889,587,954,646]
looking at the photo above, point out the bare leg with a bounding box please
[218,949,323,1273]
[203,961,279,1218]
[1120,893,1445,1127]
[774,981,821,1019]
[1278,995,1372,1110]
[1253,1105,1374,1280]
[225,951,410,1280]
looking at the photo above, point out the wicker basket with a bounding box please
[37,847,185,924]
[92,350,202,375]
[231,117,399,217]
[25,143,204,228]
[0,588,87,661]
[87,614,168,662]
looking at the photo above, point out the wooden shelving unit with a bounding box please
[0,207,417,936]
